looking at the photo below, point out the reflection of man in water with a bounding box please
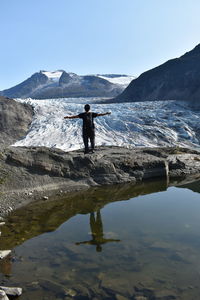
[75,210,120,252]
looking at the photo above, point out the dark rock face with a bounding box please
[0,96,34,147]
[115,44,200,104]
[59,71,74,85]
[1,71,123,99]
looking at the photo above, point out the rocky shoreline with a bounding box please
[0,145,200,216]
[1,150,200,300]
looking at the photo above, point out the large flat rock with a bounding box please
[0,145,200,215]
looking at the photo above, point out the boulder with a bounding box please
[0,96,33,148]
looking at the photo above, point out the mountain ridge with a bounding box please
[0,71,134,99]
[114,43,200,104]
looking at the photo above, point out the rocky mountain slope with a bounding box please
[115,43,200,104]
[0,96,33,147]
[0,71,134,99]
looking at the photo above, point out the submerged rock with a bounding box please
[0,290,9,300]
[116,294,130,300]
[134,296,148,300]
[154,289,177,299]
[0,286,22,296]
[39,279,66,296]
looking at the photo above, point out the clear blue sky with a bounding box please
[0,0,200,89]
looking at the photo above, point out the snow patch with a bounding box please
[42,71,63,81]
[98,75,135,86]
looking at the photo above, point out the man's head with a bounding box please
[84,104,90,112]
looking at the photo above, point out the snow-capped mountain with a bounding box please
[0,71,134,99]
[14,97,200,152]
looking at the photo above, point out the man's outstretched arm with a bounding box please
[64,115,79,119]
[96,112,111,117]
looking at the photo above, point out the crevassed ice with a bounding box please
[14,97,200,152]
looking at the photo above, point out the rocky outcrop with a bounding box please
[0,97,34,148]
[1,146,168,189]
[0,146,200,214]
[114,43,200,105]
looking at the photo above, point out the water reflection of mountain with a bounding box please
[2,177,200,251]
[1,180,167,250]
[179,179,200,194]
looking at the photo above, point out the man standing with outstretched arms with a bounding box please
[64,104,111,154]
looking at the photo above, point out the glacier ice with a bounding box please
[13,97,200,152]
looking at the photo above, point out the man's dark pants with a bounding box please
[83,129,95,153]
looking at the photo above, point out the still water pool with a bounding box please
[0,179,200,300]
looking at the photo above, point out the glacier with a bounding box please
[14,97,200,152]
[97,75,135,87]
